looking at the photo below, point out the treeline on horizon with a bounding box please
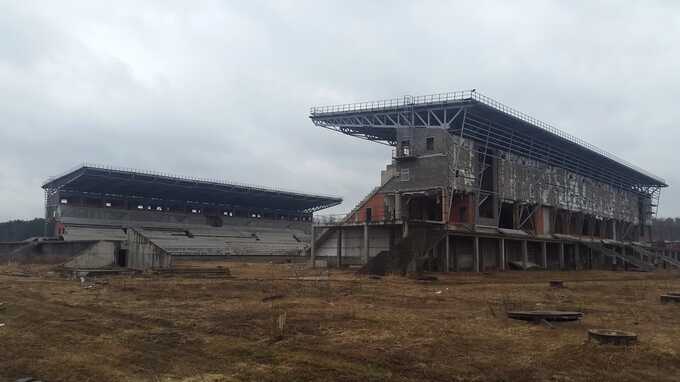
[1,217,680,242]
[0,218,45,242]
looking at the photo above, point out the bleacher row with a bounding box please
[60,218,310,257]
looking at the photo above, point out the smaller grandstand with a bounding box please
[36,164,341,269]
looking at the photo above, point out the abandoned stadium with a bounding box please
[0,91,676,276]
[308,90,675,274]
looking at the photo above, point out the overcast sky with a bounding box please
[1,1,679,221]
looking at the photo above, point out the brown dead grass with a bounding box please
[1,261,680,381]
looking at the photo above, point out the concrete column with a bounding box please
[522,240,528,270]
[559,242,565,270]
[363,223,369,263]
[310,224,316,267]
[474,236,480,272]
[445,234,450,272]
[394,193,401,221]
[453,236,459,272]
[402,221,409,238]
[541,241,548,269]
[499,238,506,271]
[336,228,342,268]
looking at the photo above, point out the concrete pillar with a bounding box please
[453,236,459,272]
[394,193,401,221]
[336,228,342,268]
[445,234,450,272]
[559,242,565,270]
[499,238,506,271]
[522,240,528,270]
[474,236,480,272]
[403,221,409,238]
[310,224,316,267]
[541,241,548,269]
[363,223,369,263]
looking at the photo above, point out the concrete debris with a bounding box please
[660,294,680,304]
[588,329,638,345]
[507,310,583,322]
[262,294,286,303]
[0,323,6,328]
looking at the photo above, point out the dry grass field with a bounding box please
[1,262,680,382]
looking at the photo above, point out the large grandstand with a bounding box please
[38,164,342,269]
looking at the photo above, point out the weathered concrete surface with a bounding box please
[62,241,117,269]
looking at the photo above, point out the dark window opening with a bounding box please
[117,249,128,267]
[499,203,514,229]
[426,137,434,151]
[366,207,372,223]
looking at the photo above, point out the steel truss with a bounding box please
[310,91,667,205]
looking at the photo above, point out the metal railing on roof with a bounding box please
[310,90,665,185]
[42,162,343,201]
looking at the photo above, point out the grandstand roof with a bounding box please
[43,164,342,213]
[310,90,667,190]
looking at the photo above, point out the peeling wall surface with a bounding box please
[496,152,642,223]
[385,129,646,224]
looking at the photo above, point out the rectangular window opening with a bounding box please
[426,137,434,151]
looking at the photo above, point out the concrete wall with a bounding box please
[63,241,117,269]
[497,153,642,223]
[316,225,392,260]
[0,241,99,265]
[127,229,173,270]
[385,132,645,225]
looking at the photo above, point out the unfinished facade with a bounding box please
[309,91,671,272]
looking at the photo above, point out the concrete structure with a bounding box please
[309,91,669,272]
[39,164,341,270]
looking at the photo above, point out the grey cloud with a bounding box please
[0,0,678,221]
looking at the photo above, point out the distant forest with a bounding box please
[0,218,46,242]
[652,218,680,242]
[0,217,680,242]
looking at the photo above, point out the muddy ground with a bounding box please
[1,262,679,382]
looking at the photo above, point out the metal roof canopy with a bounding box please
[310,90,667,195]
[42,164,342,213]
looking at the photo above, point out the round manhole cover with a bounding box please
[588,329,637,345]
[507,310,583,322]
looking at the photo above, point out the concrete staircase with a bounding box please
[629,243,680,268]
[582,241,655,272]
[358,225,446,275]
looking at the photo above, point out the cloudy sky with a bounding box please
[1,0,679,221]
